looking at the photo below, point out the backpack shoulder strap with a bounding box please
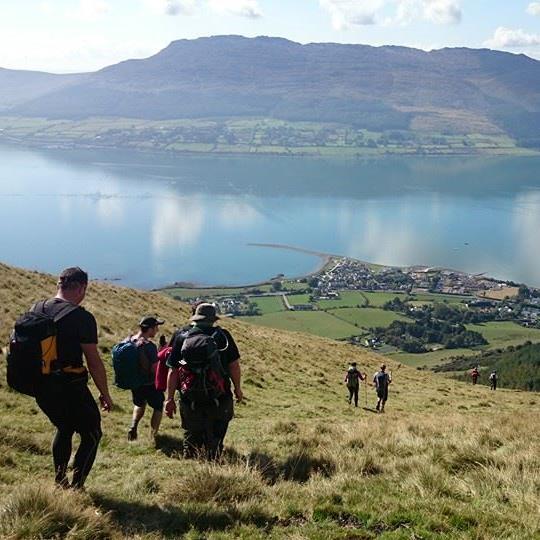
[53,302,80,323]
[30,300,47,314]
[32,298,79,322]
[212,326,229,352]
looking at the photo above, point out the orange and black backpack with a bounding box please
[6,300,79,396]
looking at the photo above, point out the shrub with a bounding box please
[167,464,265,505]
[0,484,114,539]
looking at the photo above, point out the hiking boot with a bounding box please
[127,427,138,441]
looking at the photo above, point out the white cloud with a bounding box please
[422,0,461,24]
[320,0,461,29]
[527,2,540,16]
[485,27,540,48]
[207,0,262,18]
[319,0,383,29]
[143,0,262,18]
[73,0,110,21]
[142,0,197,16]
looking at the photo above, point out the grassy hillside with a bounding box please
[436,342,540,391]
[0,262,539,539]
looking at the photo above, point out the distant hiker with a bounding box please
[122,316,166,442]
[158,334,168,351]
[8,267,113,489]
[489,370,498,391]
[165,302,243,460]
[373,364,391,413]
[344,362,365,407]
[471,366,480,385]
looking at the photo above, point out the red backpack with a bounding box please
[155,346,172,391]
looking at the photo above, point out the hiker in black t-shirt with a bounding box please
[489,370,498,391]
[33,267,113,489]
[127,316,165,442]
[373,364,391,413]
[165,303,243,459]
[344,362,365,407]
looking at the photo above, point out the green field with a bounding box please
[466,321,540,348]
[2,115,534,157]
[251,295,285,314]
[328,307,411,329]
[239,310,360,340]
[317,291,368,309]
[412,292,471,304]
[388,348,477,368]
[361,291,407,307]
[317,291,471,310]
[163,285,275,299]
[286,293,312,305]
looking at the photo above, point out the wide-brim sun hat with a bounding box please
[190,302,220,322]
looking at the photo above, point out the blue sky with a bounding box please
[1,0,540,72]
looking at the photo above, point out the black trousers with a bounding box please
[180,393,234,460]
[348,385,359,406]
[35,374,102,488]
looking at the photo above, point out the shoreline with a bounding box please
[159,243,517,293]
[160,243,335,291]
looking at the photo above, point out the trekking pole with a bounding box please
[364,374,368,407]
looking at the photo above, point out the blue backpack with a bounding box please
[111,338,150,390]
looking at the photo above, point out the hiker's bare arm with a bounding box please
[229,359,243,402]
[166,368,179,401]
[165,368,178,417]
[82,343,113,410]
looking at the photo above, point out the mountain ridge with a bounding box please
[1,35,539,144]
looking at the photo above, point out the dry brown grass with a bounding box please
[477,286,520,300]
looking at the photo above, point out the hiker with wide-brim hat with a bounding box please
[165,302,243,459]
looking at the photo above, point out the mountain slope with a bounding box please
[0,262,539,538]
[3,36,540,141]
[0,68,82,111]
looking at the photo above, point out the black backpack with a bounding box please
[347,368,360,388]
[6,300,79,397]
[177,327,228,405]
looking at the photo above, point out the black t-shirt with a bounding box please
[373,371,390,390]
[40,298,98,369]
[134,338,158,386]
[167,324,240,379]
[140,340,158,365]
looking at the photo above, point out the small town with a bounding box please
[201,257,540,327]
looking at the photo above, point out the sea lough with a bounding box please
[1,145,540,288]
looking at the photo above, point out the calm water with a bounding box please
[1,145,540,288]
